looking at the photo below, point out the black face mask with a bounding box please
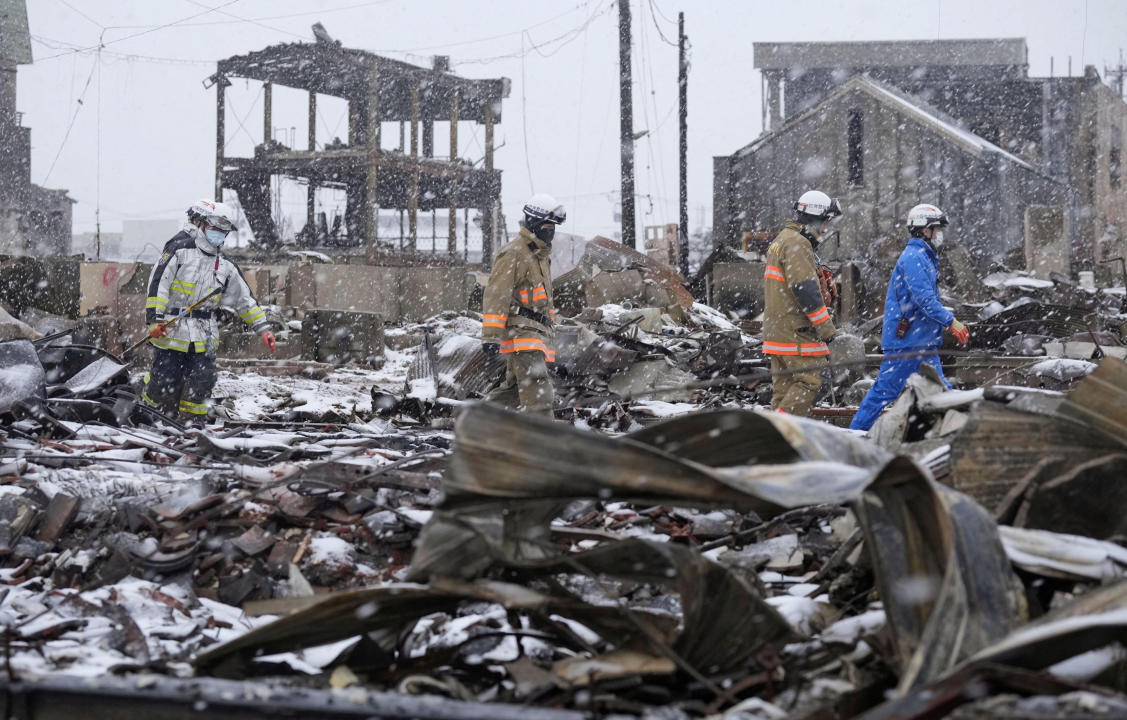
[535,224,555,244]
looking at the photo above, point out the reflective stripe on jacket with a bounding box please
[880,237,954,351]
[481,226,555,361]
[762,221,836,357]
[146,225,270,352]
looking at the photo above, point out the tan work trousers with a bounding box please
[487,350,554,417]
[769,354,827,416]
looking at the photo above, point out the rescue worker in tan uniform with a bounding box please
[481,194,566,417]
[763,190,843,415]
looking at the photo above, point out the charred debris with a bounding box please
[0,234,1126,719]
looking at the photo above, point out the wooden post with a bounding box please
[263,81,272,145]
[308,90,317,237]
[365,64,380,247]
[618,0,636,248]
[448,90,459,255]
[308,91,317,150]
[482,99,495,266]
[215,75,225,200]
[408,81,420,248]
[678,12,689,277]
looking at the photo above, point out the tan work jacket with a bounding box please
[481,227,556,361]
[762,221,836,357]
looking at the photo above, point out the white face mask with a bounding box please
[931,230,944,248]
[205,228,227,247]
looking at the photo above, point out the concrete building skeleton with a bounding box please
[713,38,1127,315]
[212,36,509,264]
[0,0,73,257]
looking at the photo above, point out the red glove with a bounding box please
[818,266,837,307]
[949,319,969,345]
[261,330,276,353]
[147,322,168,338]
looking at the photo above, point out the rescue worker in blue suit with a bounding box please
[850,204,970,431]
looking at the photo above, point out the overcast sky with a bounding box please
[18,0,1127,245]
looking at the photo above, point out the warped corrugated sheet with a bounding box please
[1057,357,1127,447]
[408,333,505,399]
[948,359,1127,510]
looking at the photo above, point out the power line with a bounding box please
[182,0,306,41]
[55,0,103,30]
[455,0,613,66]
[43,54,99,184]
[88,0,397,30]
[31,34,215,66]
[34,0,243,63]
[646,0,678,47]
[36,2,603,70]
[648,0,676,26]
[636,0,671,223]
[570,20,591,228]
[380,2,595,55]
[520,32,535,192]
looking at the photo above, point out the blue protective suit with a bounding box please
[850,237,954,431]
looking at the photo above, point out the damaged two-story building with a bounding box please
[712,39,1127,316]
[0,0,73,257]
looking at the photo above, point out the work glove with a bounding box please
[482,342,500,356]
[824,330,840,344]
[147,322,168,338]
[818,265,838,308]
[949,318,970,345]
[261,330,276,353]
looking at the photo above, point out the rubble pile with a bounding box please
[938,270,1127,392]
[186,365,1127,718]
[5,264,1127,717]
[390,238,768,428]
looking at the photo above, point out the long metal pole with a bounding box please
[483,101,495,266]
[449,90,459,255]
[677,12,689,277]
[214,76,225,200]
[618,0,636,248]
[307,90,317,237]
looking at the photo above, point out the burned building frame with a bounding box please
[210,39,510,261]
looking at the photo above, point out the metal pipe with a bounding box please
[618,0,636,248]
[409,81,420,248]
[449,89,459,255]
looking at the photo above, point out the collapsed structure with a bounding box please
[4,319,1127,718]
[211,33,509,262]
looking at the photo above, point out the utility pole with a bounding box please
[677,11,689,277]
[618,0,636,248]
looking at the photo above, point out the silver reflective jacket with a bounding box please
[144,224,269,353]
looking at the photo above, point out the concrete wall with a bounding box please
[79,262,146,316]
[288,263,471,322]
[712,262,766,318]
[0,255,80,317]
[0,197,71,257]
[1081,76,1127,270]
[1025,205,1070,278]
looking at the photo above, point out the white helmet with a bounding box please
[906,203,949,230]
[794,190,842,221]
[522,193,566,228]
[187,199,237,233]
